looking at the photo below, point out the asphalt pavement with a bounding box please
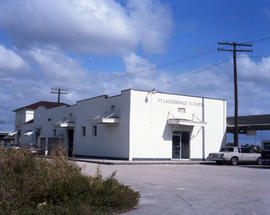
[77,162,270,215]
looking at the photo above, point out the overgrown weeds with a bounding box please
[0,148,139,215]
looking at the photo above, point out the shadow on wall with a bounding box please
[162,122,172,141]
[162,123,194,141]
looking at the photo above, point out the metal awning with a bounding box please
[90,112,120,124]
[56,120,75,128]
[91,117,120,124]
[8,131,17,136]
[227,115,270,133]
[168,119,206,127]
[24,131,33,136]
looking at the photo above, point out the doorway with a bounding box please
[68,129,74,157]
[172,131,190,159]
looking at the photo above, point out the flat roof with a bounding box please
[227,114,270,132]
[77,89,226,103]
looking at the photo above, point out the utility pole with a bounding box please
[50,88,68,103]
[218,42,253,147]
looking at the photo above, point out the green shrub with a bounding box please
[0,148,139,215]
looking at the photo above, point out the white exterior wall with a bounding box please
[15,110,25,128]
[74,90,131,159]
[34,106,67,136]
[204,98,227,156]
[21,122,34,145]
[129,90,226,160]
[14,110,25,145]
[34,105,75,150]
[14,105,73,149]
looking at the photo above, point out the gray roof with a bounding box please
[227,114,270,132]
[227,115,270,126]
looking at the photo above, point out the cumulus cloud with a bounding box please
[100,54,270,117]
[1,51,270,131]
[238,54,270,82]
[0,45,28,76]
[23,46,87,87]
[0,0,173,55]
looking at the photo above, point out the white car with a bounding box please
[207,147,262,165]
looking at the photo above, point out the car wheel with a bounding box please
[231,157,238,166]
[257,157,262,165]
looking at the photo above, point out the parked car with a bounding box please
[261,141,270,164]
[22,144,42,155]
[207,147,262,165]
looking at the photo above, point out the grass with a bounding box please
[0,148,139,215]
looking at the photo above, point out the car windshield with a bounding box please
[263,143,270,150]
[220,147,234,152]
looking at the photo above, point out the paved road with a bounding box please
[77,162,270,215]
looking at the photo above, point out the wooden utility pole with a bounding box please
[50,88,68,103]
[218,42,253,147]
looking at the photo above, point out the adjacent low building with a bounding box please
[13,89,226,160]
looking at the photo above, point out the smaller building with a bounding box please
[0,131,15,146]
[13,101,68,150]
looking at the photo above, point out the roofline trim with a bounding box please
[126,89,226,101]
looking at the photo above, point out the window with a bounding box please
[92,125,97,136]
[240,148,250,153]
[111,105,115,111]
[53,129,56,136]
[220,147,234,152]
[81,126,86,136]
[178,107,185,113]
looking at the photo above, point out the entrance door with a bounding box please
[68,129,74,157]
[172,131,190,159]
[172,135,181,159]
[181,132,190,159]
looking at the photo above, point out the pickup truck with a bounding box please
[261,141,270,163]
[207,147,262,165]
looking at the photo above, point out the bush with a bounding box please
[0,148,139,215]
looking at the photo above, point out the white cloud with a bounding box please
[23,46,87,87]
[0,45,27,75]
[238,54,270,82]
[0,0,173,55]
[106,55,270,117]
[127,0,173,54]
[2,45,270,131]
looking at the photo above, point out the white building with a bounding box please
[14,89,226,160]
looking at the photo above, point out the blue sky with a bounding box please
[1,0,270,146]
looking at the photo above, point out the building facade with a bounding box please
[14,89,226,160]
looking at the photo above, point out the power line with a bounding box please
[247,36,270,44]
[75,49,216,88]
[71,36,269,90]
[166,57,232,83]
[238,55,269,58]
[50,88,68,103]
